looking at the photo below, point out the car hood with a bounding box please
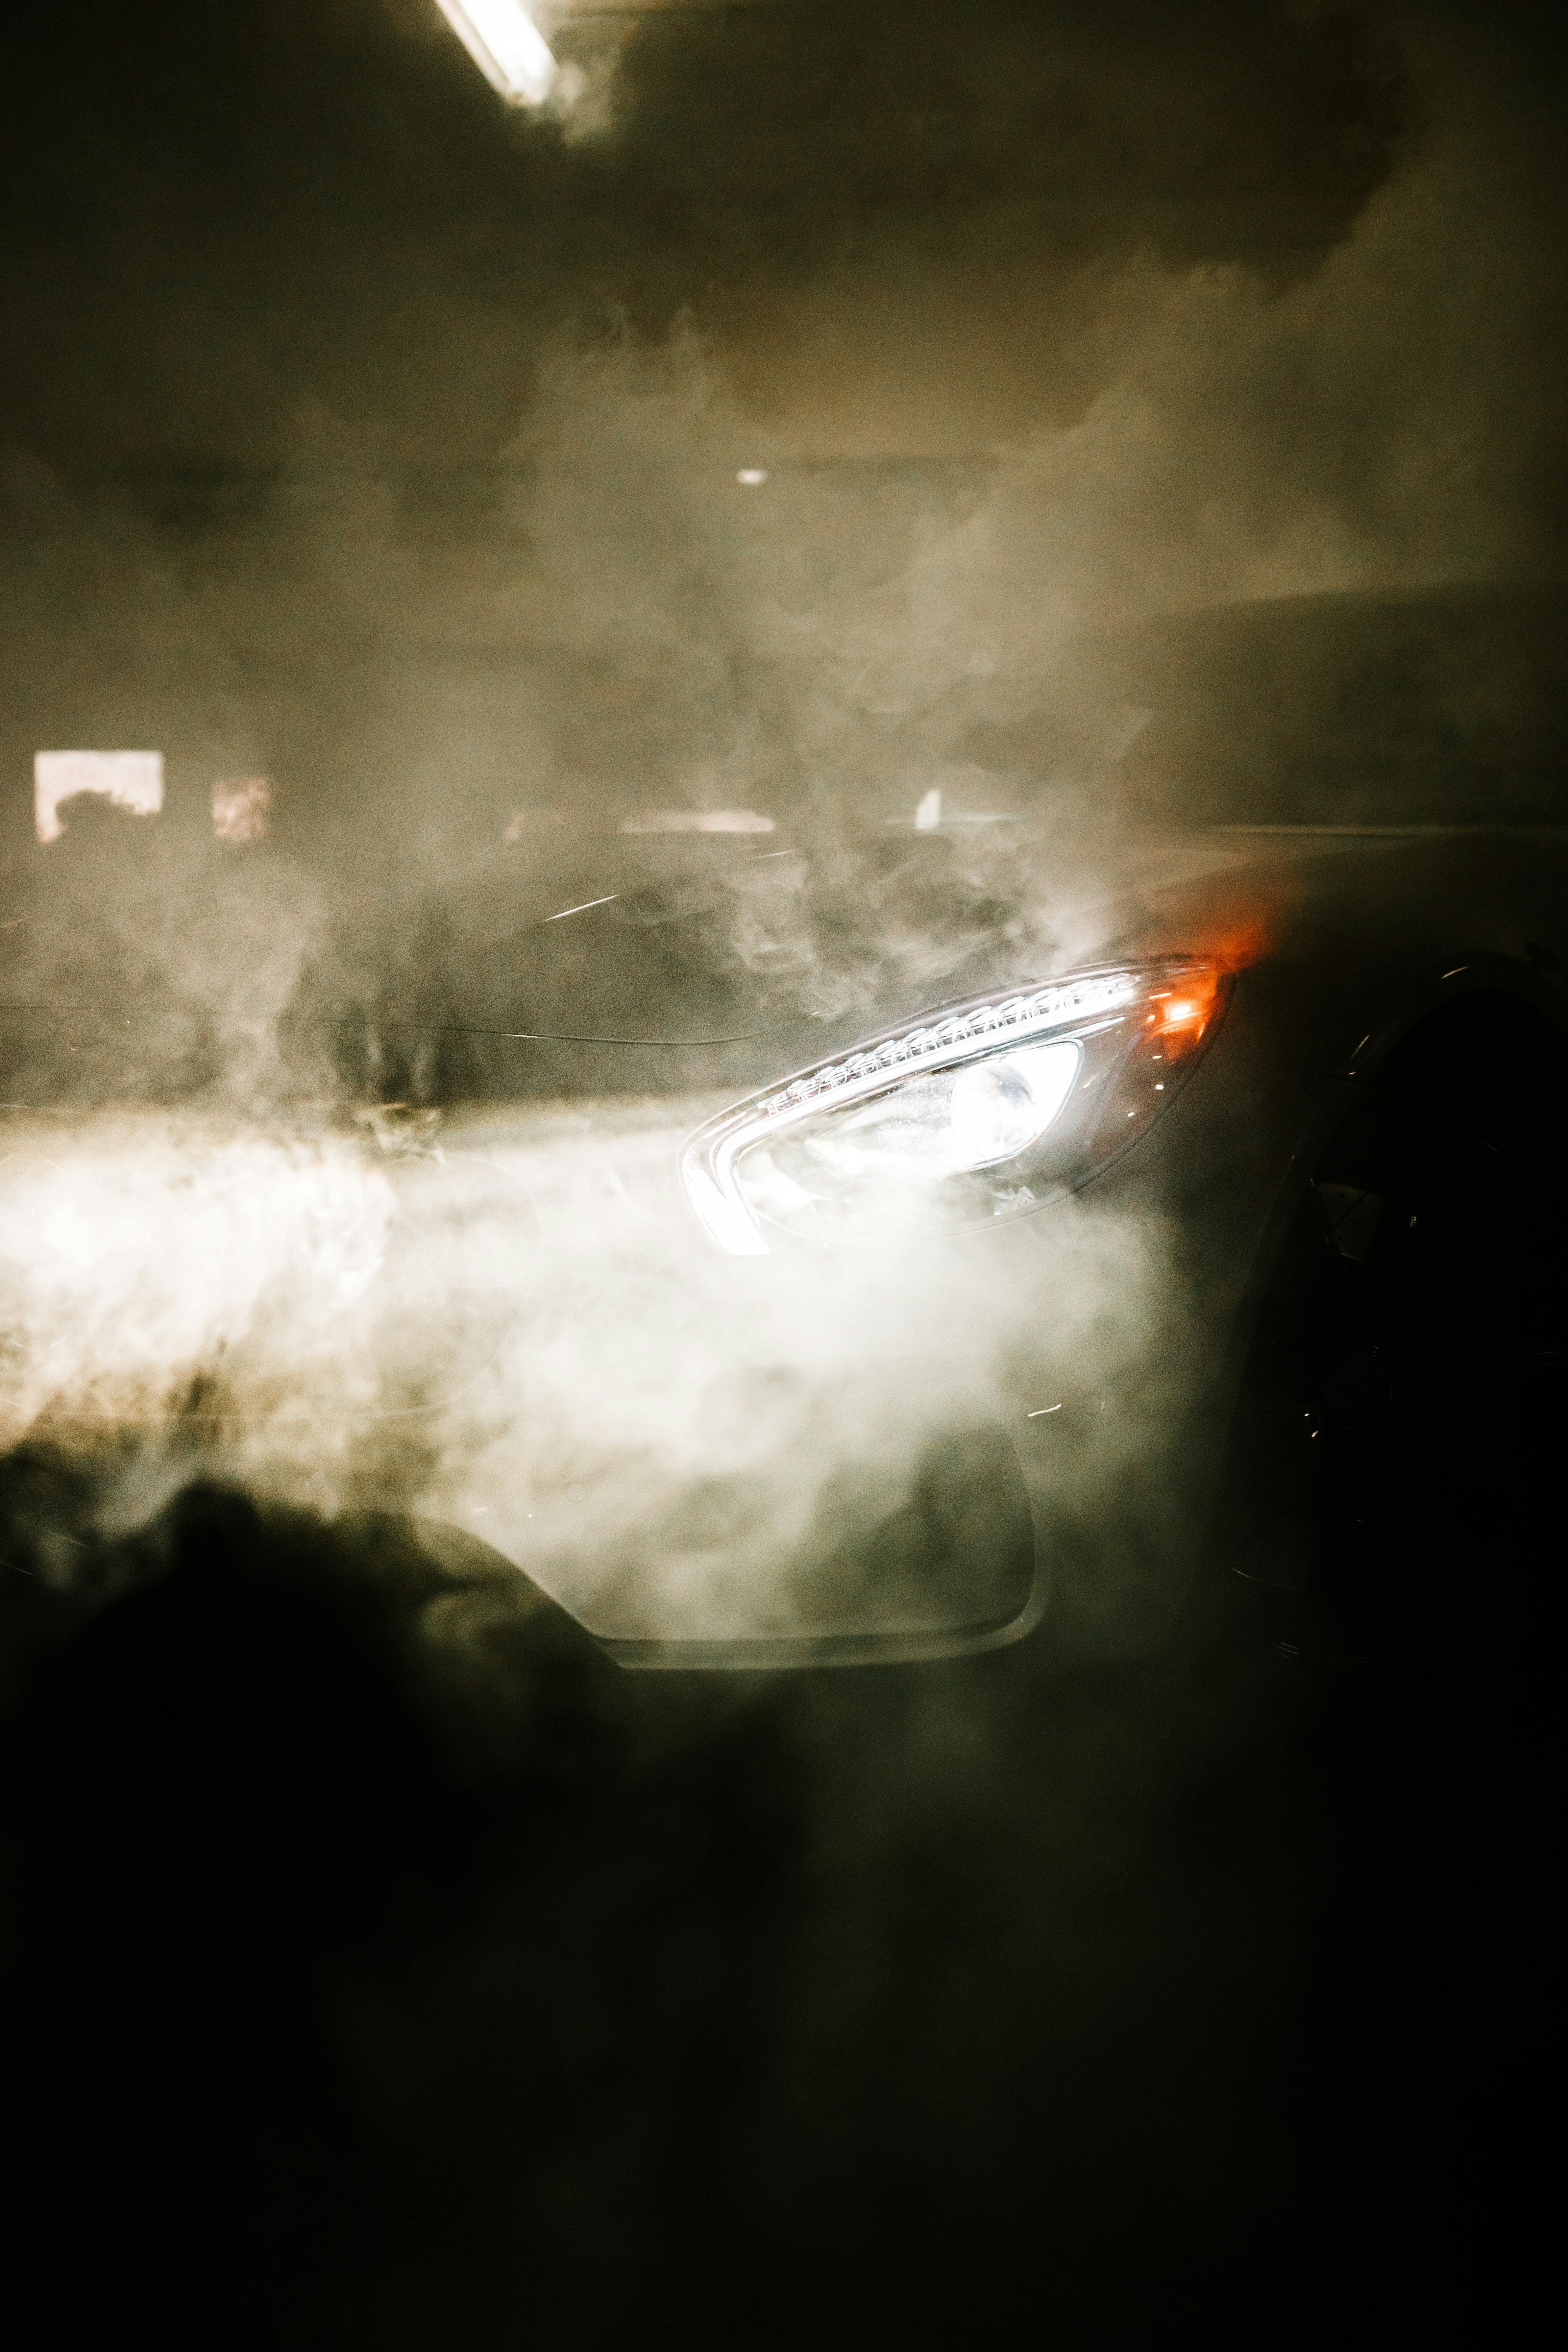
[345,824,1275,1045]
[7,818,1554,1118]
[368,819,1518,1049]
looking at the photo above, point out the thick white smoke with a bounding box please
[1,3,1560,1651]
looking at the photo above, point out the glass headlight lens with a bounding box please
[681,960,1226,1254]
[798,1042,1081,1183]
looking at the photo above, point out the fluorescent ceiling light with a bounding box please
[433,0,557,106]
[34,750,164,844]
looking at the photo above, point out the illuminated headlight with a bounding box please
[681,961,1228,1254]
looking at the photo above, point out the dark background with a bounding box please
[1,1,1563,861]
[0,0,1416,476]
[1,6,1563,2345]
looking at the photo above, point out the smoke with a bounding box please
[3,36,1560,2342]
[0,1070,1195,1660]
[0,1,1563,1643]
[4,7,1560,858]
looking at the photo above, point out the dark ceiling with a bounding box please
[0,1,1414,480]
[0,3,1561,864]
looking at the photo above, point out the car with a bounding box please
[4,579,1566,1678]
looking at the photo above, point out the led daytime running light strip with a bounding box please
[756,971,1137,1120]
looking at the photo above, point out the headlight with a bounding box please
[681,960,1228,1254]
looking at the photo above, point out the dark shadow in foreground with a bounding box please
[0,1428,1554,2348]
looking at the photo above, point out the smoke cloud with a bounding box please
[0,26,1559,2345]
[0,1,1563,1638]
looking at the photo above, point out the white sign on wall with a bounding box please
[34,750,165,844]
